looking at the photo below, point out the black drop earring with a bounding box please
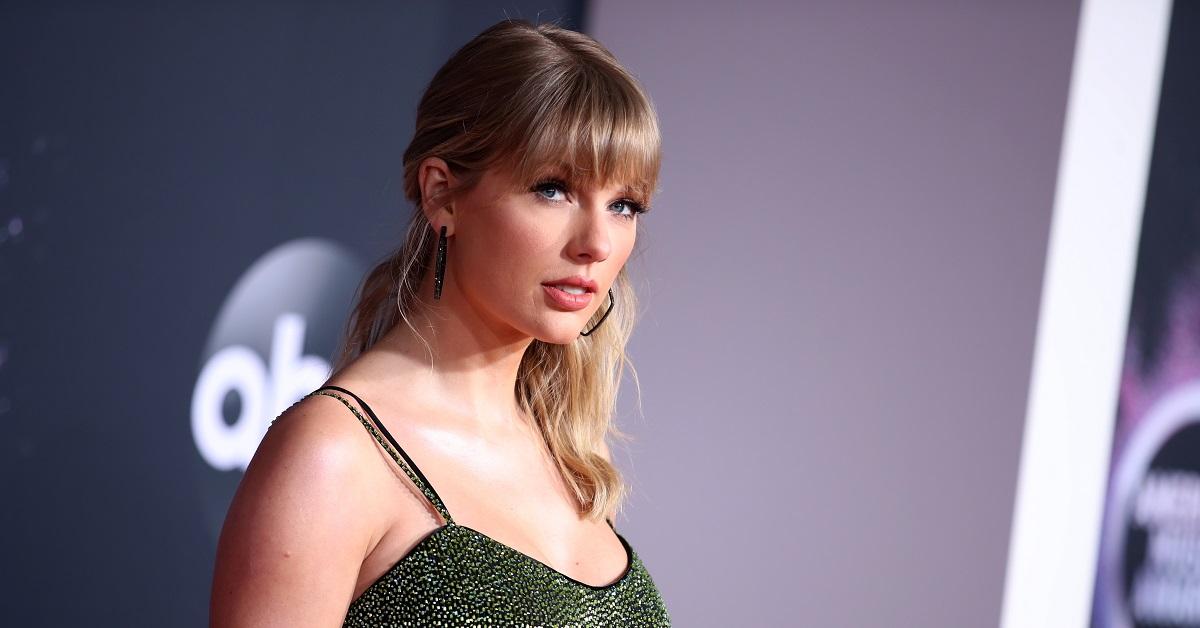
[580,289,616,337]
[433,225,447,300]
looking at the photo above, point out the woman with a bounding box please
[209,18,670,627]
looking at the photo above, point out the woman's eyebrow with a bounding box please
[612,184,651,203]
[578,183,639,199]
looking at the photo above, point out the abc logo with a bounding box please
[192,238,367,472]
[193,312,330,470]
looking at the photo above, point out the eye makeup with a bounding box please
[530,178,649,220]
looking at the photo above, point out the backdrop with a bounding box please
[3,1,1084,626]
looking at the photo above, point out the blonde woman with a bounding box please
[209,19,670,627]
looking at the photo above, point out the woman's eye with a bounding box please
[611,200,646,219]
[534,181,567,201]
[532,180,646,220]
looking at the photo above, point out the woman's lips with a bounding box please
[542,284,594,311]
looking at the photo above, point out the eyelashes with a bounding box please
[531,179,649,220]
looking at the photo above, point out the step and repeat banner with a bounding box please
[0,3,583,624]
[1004,2,1200,627]
[1090,4,1200,626]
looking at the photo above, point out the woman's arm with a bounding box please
[209,397,379,627]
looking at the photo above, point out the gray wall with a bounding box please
[589,1,1081,626]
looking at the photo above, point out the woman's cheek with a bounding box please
[507,214,565,258]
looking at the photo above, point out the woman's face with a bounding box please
[443,162,643,344]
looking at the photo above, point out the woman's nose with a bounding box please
[569,208,612,263]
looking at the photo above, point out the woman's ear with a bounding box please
[418,156,455,235]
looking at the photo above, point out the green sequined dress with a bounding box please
[306,386,672,627]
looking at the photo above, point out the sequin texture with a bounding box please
[302,388,672,627]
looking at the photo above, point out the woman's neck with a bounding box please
[364,293,536,434]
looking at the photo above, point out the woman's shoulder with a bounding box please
[261,389,383,474]
[263,385,440,520]
[231,388,389,538]
[210,391,386,626]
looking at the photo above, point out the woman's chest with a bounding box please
[344,524,671,628]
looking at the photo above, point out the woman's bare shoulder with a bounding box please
[209,392,384,627]
[244,391,384,503]
[261,391,379,461]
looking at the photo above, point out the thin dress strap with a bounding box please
[309,385,454,525]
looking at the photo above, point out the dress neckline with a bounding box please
[454,521,637,591]
[351,522,637,605]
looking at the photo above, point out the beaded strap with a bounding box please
[308,388,454,525]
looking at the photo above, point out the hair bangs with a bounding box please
[499,68,661,206]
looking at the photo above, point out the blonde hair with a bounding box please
[332,19,661,522]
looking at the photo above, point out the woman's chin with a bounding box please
[533,322,587,345]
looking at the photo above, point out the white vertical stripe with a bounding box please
[1001,1,1172,627]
